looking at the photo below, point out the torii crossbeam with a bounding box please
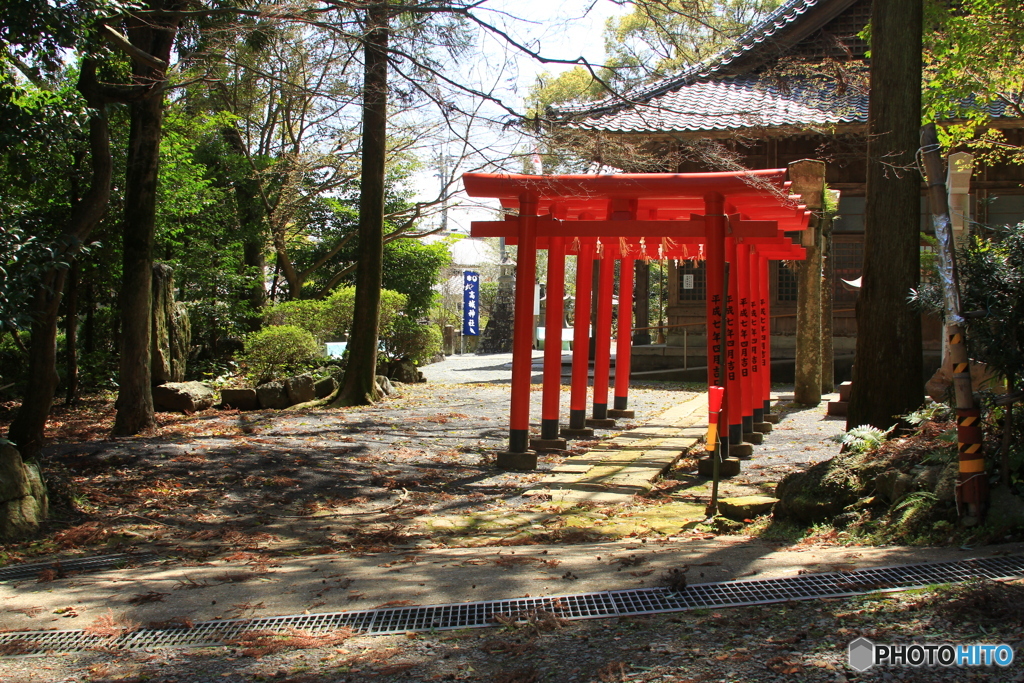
[462,170,809,470]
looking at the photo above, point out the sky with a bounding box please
[408,0,631,234]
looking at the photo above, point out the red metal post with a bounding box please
[567,243,595,432]
[614,252,635,412]
[705,193,728,452]
[508,195,539,455]
[592,245,616,420]
[541,237,566,439]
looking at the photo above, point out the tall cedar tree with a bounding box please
[848,0,924,429]
[333,3,389,406]
[112,4,184,435]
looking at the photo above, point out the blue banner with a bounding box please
[463,271,480,336]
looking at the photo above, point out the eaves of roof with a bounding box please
[553,0,861,120]
[566,74,868,135]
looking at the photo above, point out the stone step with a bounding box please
[827,400,848,417]
[839,381,853,402]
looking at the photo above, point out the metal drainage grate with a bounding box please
[0,553,159,583]
[2,554,1023,656]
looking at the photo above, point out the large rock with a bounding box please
[935,460,959,503]
[376,375,394,396]
[153,381,215,413]
[256,380,291,409]
[285,375,315,404]
[389,359,424,384]
[773,457,865,524]
[0,444,48,539]
[221,388,259,411]
[151,264,190,385]
[925,362,1004,402]
[314,376,337,399]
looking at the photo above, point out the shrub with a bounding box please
[381,317,442,365]
[264,286,407,344]
[240,325,322,384]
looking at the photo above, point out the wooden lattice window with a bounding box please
[776,262,799,302]
[678,260,706,301]
[832,239,864,305]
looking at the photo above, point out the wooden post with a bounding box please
[536,236,566,447]
[612,253,635,416]
[789,159,826,405]
[921,123,986,521]
[590,246,616,423]
[563,244,595,438]
[501,196,539,468]
[705,192,728,455]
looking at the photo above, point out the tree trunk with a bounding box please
[334,3,389,407]
[65,261,80,406]
[847,0,924,429]
[112,10,180,435]
[7,61,112,461]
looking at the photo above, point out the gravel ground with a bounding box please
[2,353,1012,682]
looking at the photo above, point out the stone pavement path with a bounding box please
[524,393,707,502]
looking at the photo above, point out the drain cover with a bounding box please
[2,554,1022,656]
[0,553,160,583]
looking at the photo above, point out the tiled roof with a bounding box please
[566,74,868,134]
[554,0,853,119]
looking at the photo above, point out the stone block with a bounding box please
[153,381,215,413]
[530,438,567,451]
[285,374,316,404]
[753,422,773,433]
[763,413,780,424]
[220,388,258,411]
[718,495,778,521]
[608,409,635,419]
[585,418,618,429]
[697,456,741,478]
[728,442,754,458]
[256,380,292,409]
[743,432,764,445]
[314,376,338,399]
[496,451,538,470]
[827,400,848,417]
[560,427,595,439]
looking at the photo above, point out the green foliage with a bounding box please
[381,317,441,365]
[924,1,1024,163]
[960,222,1024,391]
[904,400,953,426]
[264,285,408,350]
[239,325,322,385]
[381,239,452,317]
[829,424,894,454]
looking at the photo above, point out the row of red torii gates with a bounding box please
[462,170,810,470]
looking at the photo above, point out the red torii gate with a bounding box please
[462,170,809,470]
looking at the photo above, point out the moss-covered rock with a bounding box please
[773,455,867,524]
[0,443,48,539]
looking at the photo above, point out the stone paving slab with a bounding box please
[525,393,709,502]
